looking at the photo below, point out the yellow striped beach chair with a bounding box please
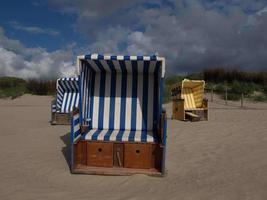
[171,79,208,121]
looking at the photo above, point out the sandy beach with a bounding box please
[1,94,267,200]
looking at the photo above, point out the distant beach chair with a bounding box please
[51,77,79,125]
[70,54,167,176]
[171,79,208,121]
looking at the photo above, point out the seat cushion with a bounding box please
[81,129,157,143]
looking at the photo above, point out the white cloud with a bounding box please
[127,31,152,54]
[257,6,267,15]
[3,0,267,77]
[9,21,60,36]
[0,27,75,79]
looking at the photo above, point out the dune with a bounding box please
[0,94,267,200]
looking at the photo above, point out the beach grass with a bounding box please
[0,76,56,99]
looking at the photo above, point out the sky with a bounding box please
[0,0,267,79]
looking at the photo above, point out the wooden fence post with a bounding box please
[211,86,214,102]
[241,93,244,108]
[225,84,228,105]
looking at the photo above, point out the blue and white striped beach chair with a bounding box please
[51,77,79,125]
[71,54,167,176]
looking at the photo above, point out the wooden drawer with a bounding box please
[124,143,152,169]
[87,142,113,167]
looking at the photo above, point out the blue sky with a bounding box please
[0,0,267,78]
[0,0,79,51]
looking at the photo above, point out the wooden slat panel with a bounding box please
[150,144,163,170]
[172,100,185,120]
[74,141,87,166]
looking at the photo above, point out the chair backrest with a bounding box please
[56,77,79,113]
[171,79,205,110]
[79,54,165,132]
[191,84,204,108]
[181,88,196,110]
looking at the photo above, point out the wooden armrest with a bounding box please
[81,125,89,134]
[72,107,79,115]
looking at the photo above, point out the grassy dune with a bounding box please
[164,69,267,103]
[1,68,267,102]
[0,77,56,99]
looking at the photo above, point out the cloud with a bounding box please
[257,6,267,15]
[1,0,266,78]
[0,27,75,79]
[9,21,60,36]
[42,0,267,74]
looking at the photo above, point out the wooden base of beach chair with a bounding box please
[172,99,208,121]
[51,113,71,125]
[73,165,162,176]
[185,112,200,122]
[191,110,208,121]
[172,99,185,120]
[72,141,164,176]
[185,110,208,121]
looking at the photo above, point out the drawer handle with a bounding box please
[116,152,122,167]
[136,149,140,154]
[98,148,102,152]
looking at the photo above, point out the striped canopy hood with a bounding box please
[56,77,79,113]
[77,54,165,136]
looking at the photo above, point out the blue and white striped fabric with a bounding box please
[82,129,156,143]
[78,54,165,143]
[56,77,79,113]
[51,103,57,113]
[71,111,81,144]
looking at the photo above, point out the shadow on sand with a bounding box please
[60,132,71,169]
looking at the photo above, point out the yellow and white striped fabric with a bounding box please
[181,88,196,110]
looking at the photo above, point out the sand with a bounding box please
[1,94,267,200]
